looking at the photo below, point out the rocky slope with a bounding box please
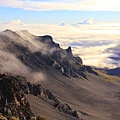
[0,73,33,120]
[0,73,79,120]
[0,29,120,120]
[0,29,97,79]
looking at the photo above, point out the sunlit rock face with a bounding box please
[0,73,79,119]
[0,73,34,120]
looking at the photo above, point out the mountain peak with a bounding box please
[65,46,74,59]
[42,35,53,43]
[3,29,14,33]
[0,73,34,119]
[20,30,32,35]
[66,46,72,53]
[1,29,21,38]
[39,35,60,48]
[0,29,97,79]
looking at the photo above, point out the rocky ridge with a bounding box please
[0,30,120,120]
[0,73,79,119]
[0,29,98,79]
[0,73,34,120]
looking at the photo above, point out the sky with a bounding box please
[0,0,120,68]
[0,0,120,24]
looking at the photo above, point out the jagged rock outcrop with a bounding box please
[0,73,79,119]
[0,29,98,79]
[38,35,60,48]
[18,78,79,118]
[0,73,34,120]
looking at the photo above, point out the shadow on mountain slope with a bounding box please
[0,30,120,120]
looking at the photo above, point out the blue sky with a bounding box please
[0,7,120,24]
[0,0,120,24]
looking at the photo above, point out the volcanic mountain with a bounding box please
[0,29,120,120]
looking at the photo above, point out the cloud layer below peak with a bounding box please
[0,19,120,69]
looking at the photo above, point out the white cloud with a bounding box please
[0,50,46,82]
[0,0,120,11]
[72,44,118,68]
[10,19,21,25]
[73,18,93,26]
[0,19,120,68]
[82,18,93,24]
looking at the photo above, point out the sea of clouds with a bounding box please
[0,19,120,69]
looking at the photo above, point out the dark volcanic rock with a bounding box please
[65,46,74,59]
[0,73,34,120]
[20,81,79,119]
[0,29,97,80]
[85,66,98,75]
[0,73,79,119]
[74,56,83,65]
[37,35,60,48]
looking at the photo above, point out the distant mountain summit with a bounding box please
[104,44,120,76]
[105,67,120,76]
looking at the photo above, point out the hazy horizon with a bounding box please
[0,0,120,69]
